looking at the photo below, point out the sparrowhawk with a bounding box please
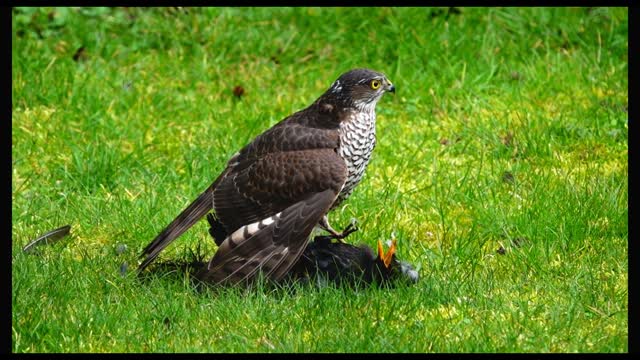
[138,68,395,286]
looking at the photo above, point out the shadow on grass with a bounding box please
[136,234,420,294]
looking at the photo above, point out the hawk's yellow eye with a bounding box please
[370,79,381,90]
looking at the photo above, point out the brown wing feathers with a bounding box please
[138,186,214,271]
[198,189,338,285]
[213,147,342,233]
[139,127,348,284]
[200,149,347,285]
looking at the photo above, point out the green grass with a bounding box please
[12,7,628,352]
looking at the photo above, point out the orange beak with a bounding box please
[377,239,397,268]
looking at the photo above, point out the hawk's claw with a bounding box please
[331,222,359,242]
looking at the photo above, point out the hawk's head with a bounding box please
[323,68,395,111]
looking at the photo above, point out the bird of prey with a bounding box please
[138,68,396,286]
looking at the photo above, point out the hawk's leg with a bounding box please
[318,215,358,242]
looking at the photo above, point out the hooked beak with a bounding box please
[387,82,396,93]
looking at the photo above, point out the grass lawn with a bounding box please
[11,7,628,352]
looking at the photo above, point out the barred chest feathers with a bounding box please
[335,106,377,206]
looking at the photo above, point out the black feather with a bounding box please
[22,225,71,253]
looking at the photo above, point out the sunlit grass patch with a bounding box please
[12,7,627,353]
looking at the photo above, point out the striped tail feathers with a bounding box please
[138,189,214,271]
[197,189,338,286]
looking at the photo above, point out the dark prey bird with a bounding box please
[202,213,419,287]
[139,68,396,286]
[287,236,419,286]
